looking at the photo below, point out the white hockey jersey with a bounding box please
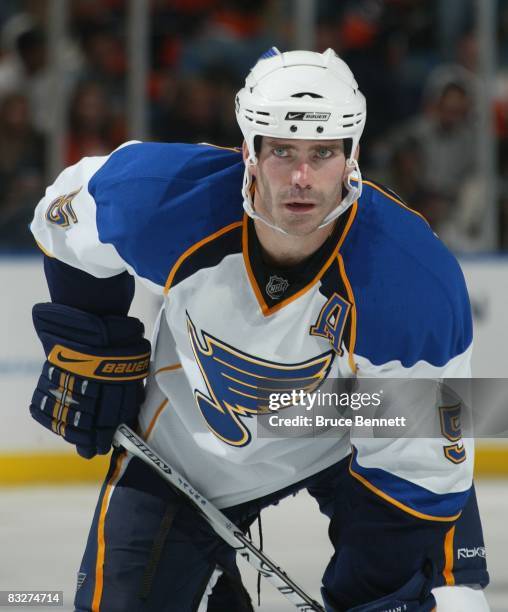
[31,141,474,516]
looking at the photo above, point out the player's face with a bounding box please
[247,137,348,236]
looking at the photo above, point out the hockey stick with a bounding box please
[113,424,325,612]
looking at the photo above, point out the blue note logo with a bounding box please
[187,314,334,446]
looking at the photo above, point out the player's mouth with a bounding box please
[283,201,316,213]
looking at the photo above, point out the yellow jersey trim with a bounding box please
[142,399,169,441]
[243,203,358,317]
[200,142,241,153]
[35,240,55,258]
[443,525,456,586]
[336,253,358,374]
[362,180,430,227]
[164,221,243,295]
[154,363,182,375]
[92,452,126,612]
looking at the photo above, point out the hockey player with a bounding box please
[30,48,489,611]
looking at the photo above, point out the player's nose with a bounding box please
[291,162,313,190]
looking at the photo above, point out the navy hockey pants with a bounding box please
[74,449,489,612]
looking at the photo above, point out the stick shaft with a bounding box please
[113,424,324,611]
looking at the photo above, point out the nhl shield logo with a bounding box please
[266,275,289,300]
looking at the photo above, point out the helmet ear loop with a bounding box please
[247,154,257,168]
[246,155,258,210]
[345,157,361,192]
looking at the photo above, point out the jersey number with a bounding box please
[46,187,82,228]
[439,404,466,464]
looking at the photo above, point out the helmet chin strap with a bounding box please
[241,156,290,235]
[241,157,362,235]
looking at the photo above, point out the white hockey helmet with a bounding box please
[235,47,367,232]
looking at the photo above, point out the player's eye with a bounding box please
[315,148,333,159]
[272,147,289,158]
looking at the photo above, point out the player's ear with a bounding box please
[242,140,249,163]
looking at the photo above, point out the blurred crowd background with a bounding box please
[0,0,507,252]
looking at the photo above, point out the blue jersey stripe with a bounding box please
[350,447,470,520]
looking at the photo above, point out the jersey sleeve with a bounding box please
[31,141,244,290]
[349,376,474,522]
[349,268,474,522]
[30,147,136,278]
[344,181,475,522]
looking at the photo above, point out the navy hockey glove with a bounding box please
[30,302,151,459]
